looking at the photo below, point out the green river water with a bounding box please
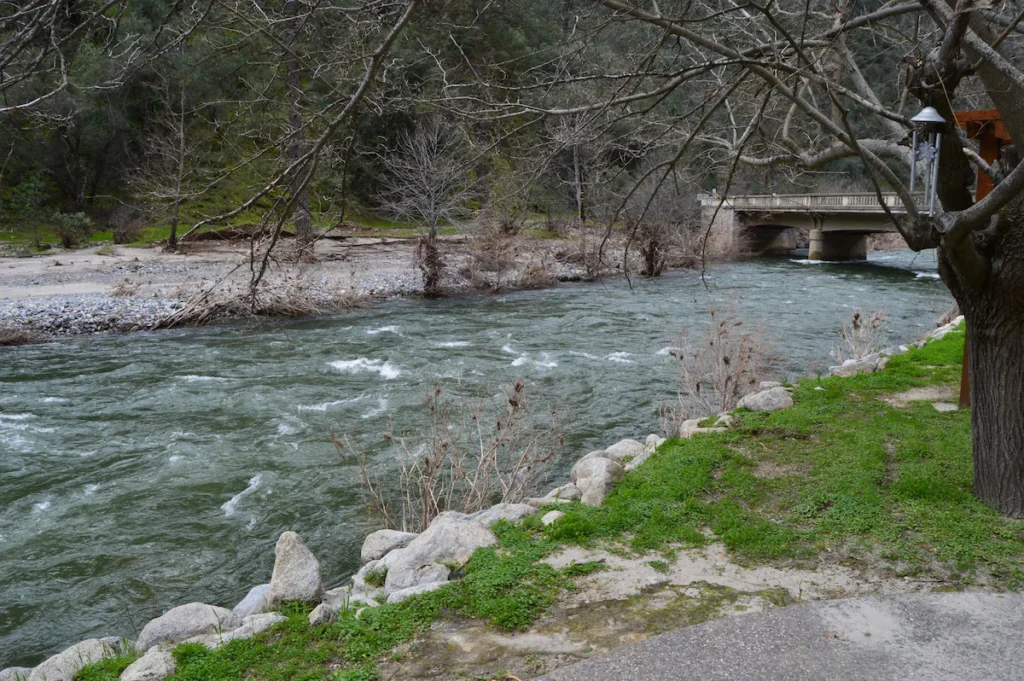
[0,253,951,667]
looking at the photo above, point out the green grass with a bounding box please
[73,654,136,681]
[543,328,1024,585]
[75,327,1023,681]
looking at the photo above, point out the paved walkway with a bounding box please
[537,593,1024,681]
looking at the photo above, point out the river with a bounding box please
[0,252,951,668]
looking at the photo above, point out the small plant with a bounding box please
[661,307,775,434]
[363,566,387,588]
[53,211,94,249]
[834,309,888,363]
[562,560,606,577]
[648,559,670,574]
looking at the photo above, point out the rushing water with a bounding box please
[0,252,951,668]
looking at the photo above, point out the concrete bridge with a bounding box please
[701,193,913,260]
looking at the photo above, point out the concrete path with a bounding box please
[537,593,1024,681]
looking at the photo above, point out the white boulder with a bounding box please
[267,531,324,606]
[737,386,795,412]
[677,418,727,438]
[119,649,175,681]
[232,583,270,618]
[571,457,625,506]
[386,582,447,604]
[525,496,572,508]
[28,639,117,681]
[546,483,582,501]
[542,511,565,526]
[182,612,286,649]
[382,517,496,594]
[308,603,337,626]
[468,503,538,527]
[0,669,31,681]
[644,434,666,450]
[384,562,450,593]
[577,450,612,464]
[360,530,418,564]
[136,603,241,652]
[603,439,646,462]
[828,354,889,377]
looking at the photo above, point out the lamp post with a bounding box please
[910,106,947,216]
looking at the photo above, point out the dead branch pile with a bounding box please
[156,276,366,328]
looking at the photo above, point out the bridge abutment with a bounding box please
[808,229,867,261]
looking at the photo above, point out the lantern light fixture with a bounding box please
[909,106,947,216]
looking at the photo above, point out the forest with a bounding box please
[0,0,915,252]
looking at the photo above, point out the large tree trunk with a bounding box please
[940,202,1024,517]
[966,308,1024,516]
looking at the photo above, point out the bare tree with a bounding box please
[129,78,206,250]
[380,116,475,297]
[450,0,1024,516]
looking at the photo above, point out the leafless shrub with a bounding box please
[0,326,45,346]
[466,226,520,291]
[109,279,140,298]
[834,310,888,364]
[337,380,567,532]
[516,260,558,290]
[555,221,607,280]
[661,308,775,435]
[108,206,147,245]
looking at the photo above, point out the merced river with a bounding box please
[0,252,951,668]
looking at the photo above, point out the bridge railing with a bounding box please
[704,193,922,212]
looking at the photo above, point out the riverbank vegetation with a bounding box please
[72,326,1023,681]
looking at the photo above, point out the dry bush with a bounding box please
[834,309,888,363]
[108,206,147,244]
[109,279,140,297]
[338,380,567,532]
[467,227,519,290]
[555,221,607,279]
[516,259,558,289]
[0,326,44,346]
[661,308,775,434]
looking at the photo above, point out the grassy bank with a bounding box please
[74,327,1024,681]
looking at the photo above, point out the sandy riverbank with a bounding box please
[0,233,634,336]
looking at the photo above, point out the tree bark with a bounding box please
[940,202,1024,517]
[965,305,1024,516]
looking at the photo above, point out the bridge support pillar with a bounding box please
[808,230,867,261]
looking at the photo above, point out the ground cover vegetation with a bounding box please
[73,328,1024,681]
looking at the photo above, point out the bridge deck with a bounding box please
[704,193,919,213]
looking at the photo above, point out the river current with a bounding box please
[0,252,951,667]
